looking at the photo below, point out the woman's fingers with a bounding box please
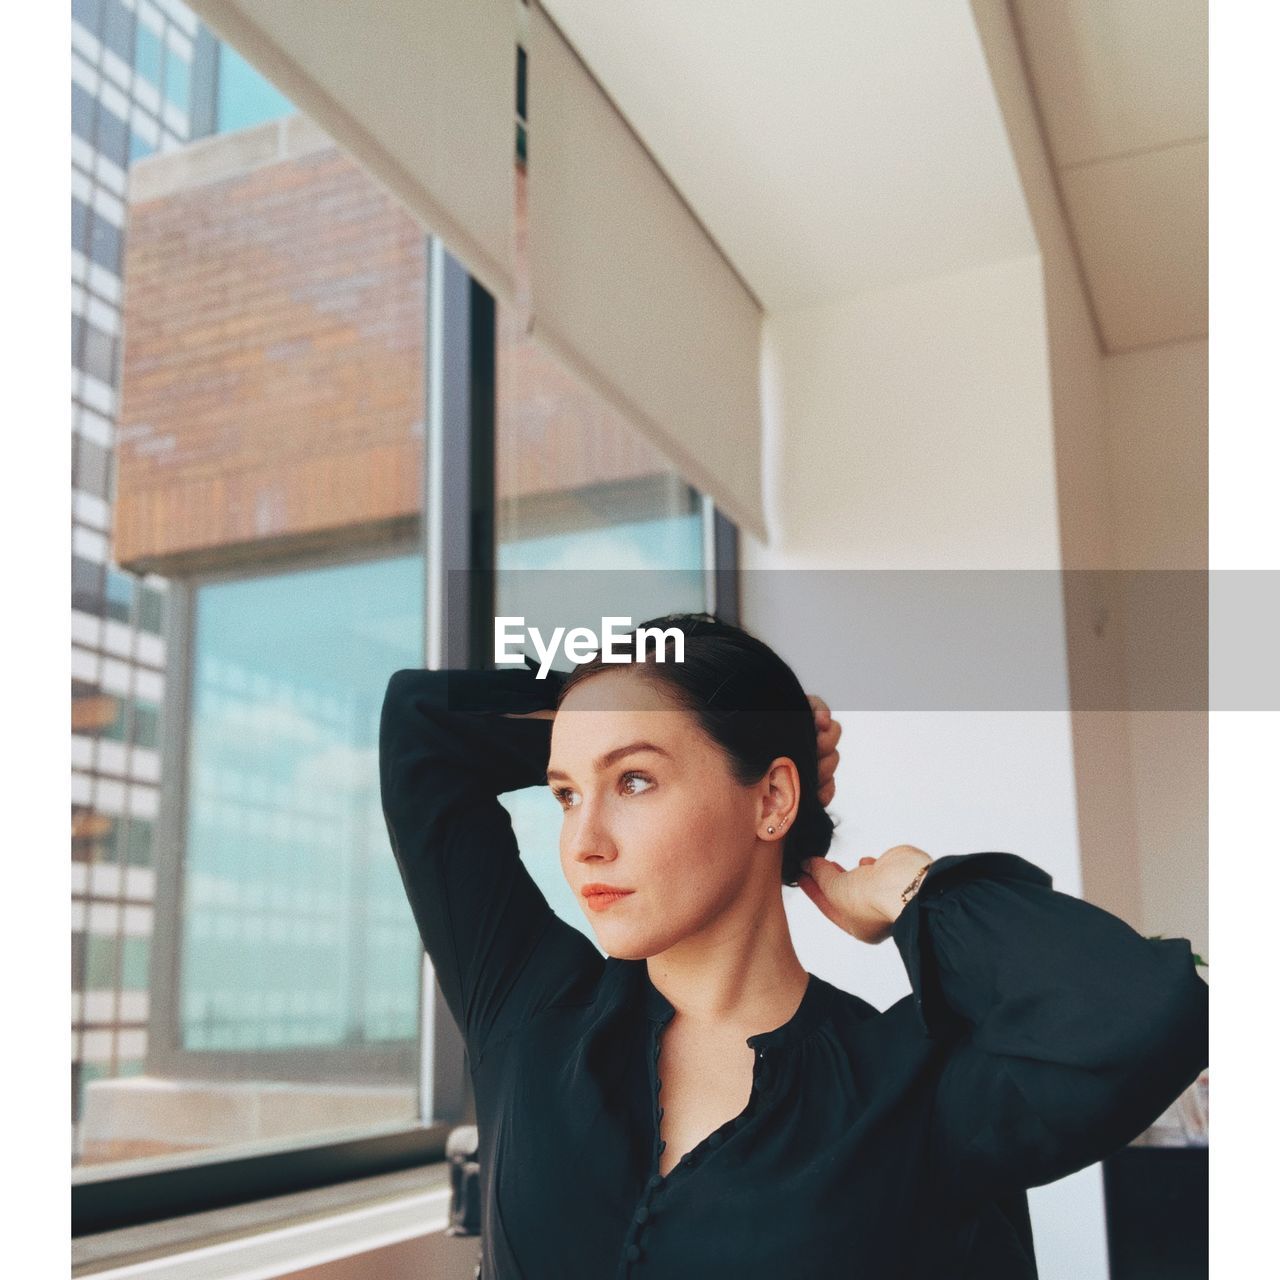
[807,694,831,730]
[796,865,845,929]
[807,697,843,808]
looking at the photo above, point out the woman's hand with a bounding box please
[807,695,842,807]
[798,844,933,944]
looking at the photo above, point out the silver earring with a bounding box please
[767,826,775,834]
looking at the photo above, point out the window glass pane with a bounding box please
[75,435,112,498]
[104,567,134,623]
[163,48,191,113]
[96,106,130,168]
[134,22,163,86]
[215,45,294,133]
[125,819,154,869]
[72,0,103,37]
[85,935,119,990]
[72,197,90,253]
[99,695,128,743]
[102,0,134,63]
[130,129,156,163]
[138,585,165,634]
[88,217,123,275]
[133,700,160,750]
[121,937,151,990]
[72,556,104,614]
[81,324,116,385]
[182,556,423,1054]
[72,83,95,144]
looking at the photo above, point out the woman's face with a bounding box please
[548,667,772,960]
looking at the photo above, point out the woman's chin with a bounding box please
[598,933,647,961]
[595,924,680,962]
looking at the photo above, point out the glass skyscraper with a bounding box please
[70,0,293,1161]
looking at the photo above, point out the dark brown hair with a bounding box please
[555,613,836,885]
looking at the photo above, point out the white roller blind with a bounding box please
[187,0,517,301]
[527,4,767,542]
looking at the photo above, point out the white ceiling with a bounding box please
[1011,0,1207,352]
[543,0,1206,351]
[540,0,1037,314]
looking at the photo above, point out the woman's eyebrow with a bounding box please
[546,742,672,783]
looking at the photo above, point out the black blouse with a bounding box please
[378,663,1208,1279]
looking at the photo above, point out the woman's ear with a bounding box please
[757,758,800,838]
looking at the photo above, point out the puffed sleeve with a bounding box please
[378,659,601,1068]
[891,851,1209,1205]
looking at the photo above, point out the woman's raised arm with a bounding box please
[892,852,1208,1204]
[803,848,1208,1205]
[378,661,602,1068]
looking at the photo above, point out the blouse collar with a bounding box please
[637,962,830,1050]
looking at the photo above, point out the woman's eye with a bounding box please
[553,788,580,809]
[620,772,654,796]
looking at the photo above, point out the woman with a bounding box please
[378,612,1207,1278]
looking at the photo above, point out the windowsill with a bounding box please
[72,1162,457,1278]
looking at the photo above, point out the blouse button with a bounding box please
[647,1175,662,1190]
[635,1206,650,1224]
[625,1244,641,1262]
[707,1132,724,1149]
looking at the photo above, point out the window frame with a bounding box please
[72,232,741,1236]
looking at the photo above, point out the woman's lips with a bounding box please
[583,888,634,913]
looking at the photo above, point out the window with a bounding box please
[72,0,103,37]
[88,217,123,276]
[102,0,134,64]
[214,45,294,133]
[129,130,155,163]
[138,585,165,635]
[80,324,116,385]
[125,819,153,869]
[175,555,424,1059]
[104,568,134,624]
[72,83,96,144]
[84,934,119,990]
[98,696,127,743]
[75,436,112,500]
[72,556,104,614]
[134,22,163,87]
[132,699,160,750]
[121,937,150,991]
[95,106,130,169]
[72,197,91,254]
[163,47,191,113]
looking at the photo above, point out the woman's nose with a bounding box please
[566,801,618,863]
